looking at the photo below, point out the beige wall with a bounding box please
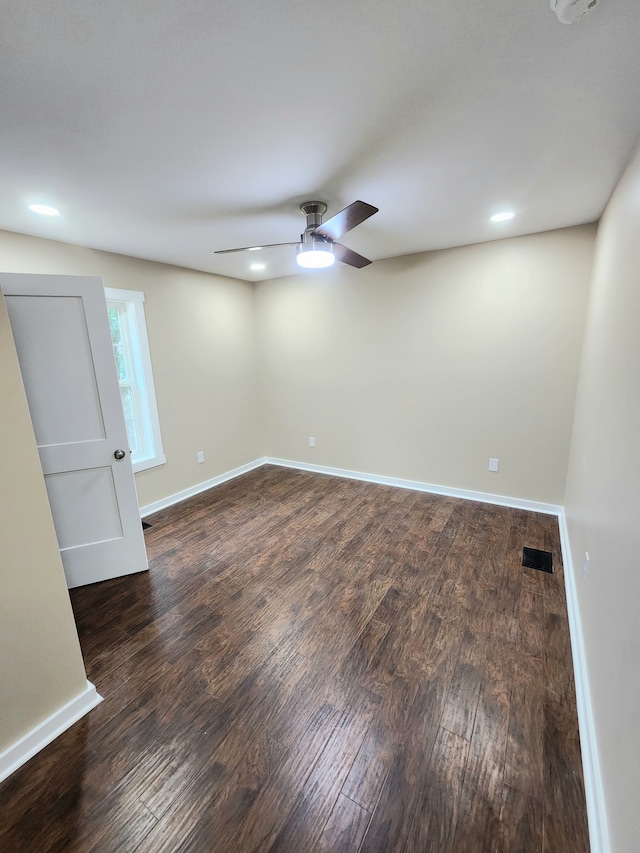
[0,292,87,753]
[257,225,595,504]
[1,225,594,512]
[0,231,261,508]
[564,145,640,851]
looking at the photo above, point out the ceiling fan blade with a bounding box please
[332,242,372,268]
[312,200,378,241]
[215,242,299,254]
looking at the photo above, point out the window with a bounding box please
[104,287,166,473]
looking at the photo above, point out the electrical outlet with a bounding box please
[583,552,590,578]
[309,436,315,448]
[197,451,205,464]
[488,458,499,472]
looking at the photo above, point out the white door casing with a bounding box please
[1,273,148,588]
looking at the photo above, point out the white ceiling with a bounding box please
[1,0,639,282]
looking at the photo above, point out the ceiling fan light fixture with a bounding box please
[296,242,335,269]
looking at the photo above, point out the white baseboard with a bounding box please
[140,455,561,519]
[558,510,609,853]
[0,680,102,784]
[265,457,562,516]
[139,457,267,517]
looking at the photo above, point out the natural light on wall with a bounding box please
[104,287,166,473]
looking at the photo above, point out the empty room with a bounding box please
[1,1,639,852]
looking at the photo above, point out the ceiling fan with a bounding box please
[215,200,379,269]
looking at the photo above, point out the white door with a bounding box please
[1,273,148,588]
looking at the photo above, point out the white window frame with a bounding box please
[104,287,166,473]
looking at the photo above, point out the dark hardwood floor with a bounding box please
[0,465,589,852]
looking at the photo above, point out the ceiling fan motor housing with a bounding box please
[299,233,331,248]
[300,201,327,232]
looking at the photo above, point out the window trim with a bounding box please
[104,287,166,473]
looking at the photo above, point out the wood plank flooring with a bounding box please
[0,465,590,852]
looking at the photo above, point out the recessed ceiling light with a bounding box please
[491,211,515,222]
[250,263,266,271]
[28,203,60,216]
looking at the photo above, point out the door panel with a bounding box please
[1,273,148,588]
[45,468,123,549]
[7,294,106,445]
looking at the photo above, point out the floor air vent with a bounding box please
[522,547,553,573]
